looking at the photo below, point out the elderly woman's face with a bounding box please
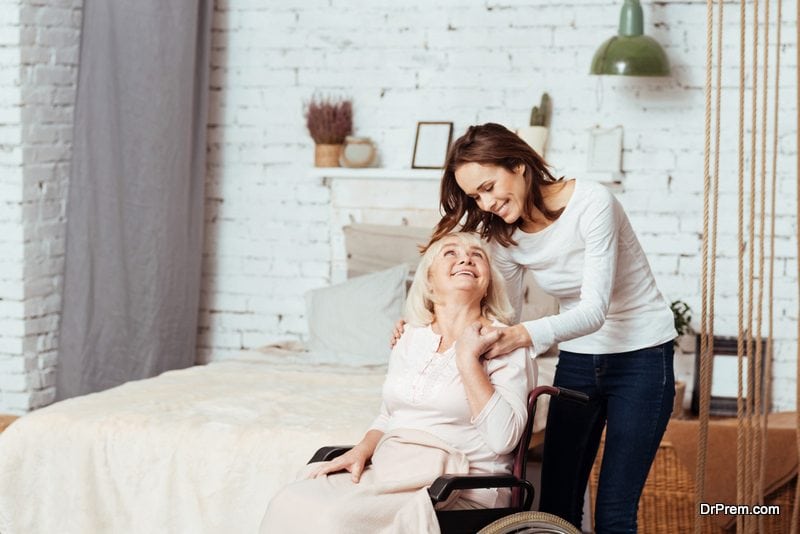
[454,162,527,224]
[428,237,491,300]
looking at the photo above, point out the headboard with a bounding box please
[343,223,429,279]
[343,223,559,329]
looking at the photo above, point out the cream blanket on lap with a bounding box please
[261,428,470,534]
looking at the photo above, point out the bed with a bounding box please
[0,223,558,533]
[0,349,386,533]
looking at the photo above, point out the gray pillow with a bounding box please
[305,264,408,366]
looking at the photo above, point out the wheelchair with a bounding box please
[309,385,587,534]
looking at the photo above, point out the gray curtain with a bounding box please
[57,0,213,400]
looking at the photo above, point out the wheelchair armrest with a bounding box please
[308,446,353,464]
[428,474,534,510]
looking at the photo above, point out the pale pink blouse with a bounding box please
[370,323,537,507]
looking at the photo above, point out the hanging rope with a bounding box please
[751,0,771,528]
[752,1,775,532]
[708,0,723,489]
[760,0,782,520]
[743,0,760,523]
[793,0,800,529]
[695,0,720,529]
[735,0,747,529]
[701,0,792,531]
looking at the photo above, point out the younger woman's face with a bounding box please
[454,162,527,224]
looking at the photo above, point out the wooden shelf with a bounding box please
[308,167,442,181]
[310,166,623,191]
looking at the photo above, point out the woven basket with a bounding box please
[314,143,343,167]
[589,439,796,533]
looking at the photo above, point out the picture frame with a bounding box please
[587,125,623,174]
[690,335,769,417]
[411,121,453,169]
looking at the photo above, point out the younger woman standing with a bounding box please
[427,122,676,533]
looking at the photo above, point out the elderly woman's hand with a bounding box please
[455,322,502,363]
[305,445,371,483]
[482,324,533,359]
[389,319,406,348]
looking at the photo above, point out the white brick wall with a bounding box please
[0,0,795,413]
[19,0,82,411]
[0,1,27,413]
[203,0,799,411]
[0,0,81,414]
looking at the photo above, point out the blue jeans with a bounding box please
[539,341,675,533]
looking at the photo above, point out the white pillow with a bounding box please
[305,264,408,366]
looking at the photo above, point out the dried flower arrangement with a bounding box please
[304,96,353,145]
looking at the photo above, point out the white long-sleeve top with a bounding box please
[491,179,677,356]
[370,322,536,507]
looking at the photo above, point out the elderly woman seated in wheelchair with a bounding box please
[261,232,581,534]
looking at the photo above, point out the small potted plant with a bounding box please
[517,93,550,156]
[670,299,694,350]
[304,96,353,167]
[670,299,694,418]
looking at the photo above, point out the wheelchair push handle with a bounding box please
[528,385,589,405]
[555,387,589,404]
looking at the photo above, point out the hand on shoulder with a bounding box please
[483,323,532,360]
[389,319,406,348]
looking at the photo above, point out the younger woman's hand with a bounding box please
[389,319,406,348]
[305,446,371,483]
[483,324,533,359]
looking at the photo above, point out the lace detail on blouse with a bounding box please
[392,325,459,406]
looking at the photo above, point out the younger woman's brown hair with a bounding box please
[429,123,563,249]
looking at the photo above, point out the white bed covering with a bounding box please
[0,347,385,534]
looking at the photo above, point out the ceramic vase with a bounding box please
[340,136,377,168]
[516,126,549,156]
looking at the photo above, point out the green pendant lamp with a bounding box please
[590,0,670,76]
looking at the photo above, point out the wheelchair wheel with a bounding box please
[477,511,581,534]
